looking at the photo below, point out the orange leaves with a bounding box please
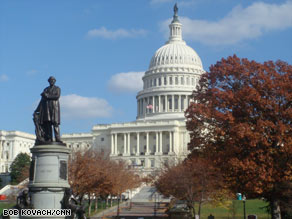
[156,157,222,201]
[186,55,292,200]
[69,150,141,198]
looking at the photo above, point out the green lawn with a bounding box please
[86,199,120,216]
[197,199,270,219]
[0,202,16,215]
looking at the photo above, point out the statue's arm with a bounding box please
[46,87,61,100]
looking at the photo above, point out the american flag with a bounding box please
[146,104,153,109]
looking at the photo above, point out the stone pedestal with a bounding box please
[25,144,71,218]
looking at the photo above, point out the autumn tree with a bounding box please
[185,55,292,219]
[69,149,141,215]
[155,157,222,218]
[9,153,30,184]
[108,160,141,216]
[69,149,110,214]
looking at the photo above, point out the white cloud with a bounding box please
[161,1,292,45]
[26,69,38,76]
[60,94,113,119]
[0,74,9,82]
[87,27,147,39]
[151,0,172,4]
[107,71,144,93]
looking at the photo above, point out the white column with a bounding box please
[127,133,130,154]
[158,95,161,113]
[140,99,142,116]
[146,132,149,155]
[123,133,126,155]
[166,95,169,112]
[169,131,173,153]
[115,134,117,155]
[137,100,139,117]
[136,132,140,155]
[172,95,174,112]
[184,95,187,111]
[152,96,155,113]
[156,132,159,154]
[178,95,181,112]
[143,98,145,116]
[159,131,163,154]
[111,134,114,155]
[146,97,149,114]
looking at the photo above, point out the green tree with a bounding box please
[9,153,31,185]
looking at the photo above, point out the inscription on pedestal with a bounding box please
[59,160,67,180]
[35,156,58,182]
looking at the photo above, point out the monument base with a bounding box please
[26,144,71,218]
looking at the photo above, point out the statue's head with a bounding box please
[48,76,56,86]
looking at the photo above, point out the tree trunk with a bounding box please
[88,194,92,215]
[188,202,196,219]
[117,195,120,216]
[95,196,98,211]
[271,200,281,219]
[191,206,196,219]
[198,201,202,219]
[106,197,109,208]
[110,196,113,207]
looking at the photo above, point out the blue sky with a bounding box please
[1,0,291,135]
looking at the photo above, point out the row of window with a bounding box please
[144,75,198,89]
[138,95,191,114]
[151,55,197,66]
[68,144,90,148]
[130,158,169,168]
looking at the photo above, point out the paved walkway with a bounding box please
[91,186,170,219]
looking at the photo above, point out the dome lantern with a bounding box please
[168,3,183,43]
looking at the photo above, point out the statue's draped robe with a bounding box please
[39,85,61,125]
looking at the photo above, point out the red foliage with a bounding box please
[185,55,292,216]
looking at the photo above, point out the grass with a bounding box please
[196,199,270,219]
[0,202,16,215]
[85,199,120,216]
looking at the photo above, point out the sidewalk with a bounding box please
[90,201,129,219]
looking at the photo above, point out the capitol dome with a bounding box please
[148,42,203,71]
[136,4,204,121]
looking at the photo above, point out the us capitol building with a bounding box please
[0,6,204,175]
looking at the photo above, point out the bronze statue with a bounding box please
[61,188,86,219]
[174,3,178,15]
[34,76,63,145]
[16,189,32,209]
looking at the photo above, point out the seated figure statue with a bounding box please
[61,188,86,219]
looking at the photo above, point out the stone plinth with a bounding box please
[26,144,70,218]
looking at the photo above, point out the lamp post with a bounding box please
[154,192,157,217]
[242,195,246,219]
